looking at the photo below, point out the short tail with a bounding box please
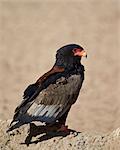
[6,114,33,132]
[6,120,23,132]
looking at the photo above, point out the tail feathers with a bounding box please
[6,121,24,132]
[6,114,30,132]
[6,111,20,132]
[6,114,34,132]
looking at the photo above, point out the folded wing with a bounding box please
[13,74,83,125]
[26,74,83,123]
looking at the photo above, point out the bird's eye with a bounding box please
[72,48,82,55]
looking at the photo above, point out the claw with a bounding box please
[57,125,69,132]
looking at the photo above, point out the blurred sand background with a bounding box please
[0,0,119,133]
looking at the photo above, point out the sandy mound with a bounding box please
[0,120,120,150]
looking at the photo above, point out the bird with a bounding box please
[7,44,87,133]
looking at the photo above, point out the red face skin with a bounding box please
[73,48,87,58]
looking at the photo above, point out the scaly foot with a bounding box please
[57,125,69,133]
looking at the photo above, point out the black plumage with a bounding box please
[7,44,87,132]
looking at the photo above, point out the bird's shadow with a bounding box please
[20,123,80,146]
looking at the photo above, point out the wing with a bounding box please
[8,66,84,132]
[9,66,65,125]
[14,66,65,113]
[21,74,83,123]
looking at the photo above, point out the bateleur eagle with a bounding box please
[7,44,87,132]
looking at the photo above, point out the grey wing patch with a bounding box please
[26,74,83,123]
[27,103,64,123]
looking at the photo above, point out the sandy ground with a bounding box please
[0,0,119,134]
[0,120,120,150]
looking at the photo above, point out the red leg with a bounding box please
[57,124,69,132]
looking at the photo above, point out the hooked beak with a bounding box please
[82,50,87,58]
[73,49,87,58]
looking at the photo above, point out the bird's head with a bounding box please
[55,44,87,69]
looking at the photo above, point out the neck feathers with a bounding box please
[55,56,81,70]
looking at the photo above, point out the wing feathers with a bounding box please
[27,103,70,123]
[24,74,83,123]
[10,72,83,127]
